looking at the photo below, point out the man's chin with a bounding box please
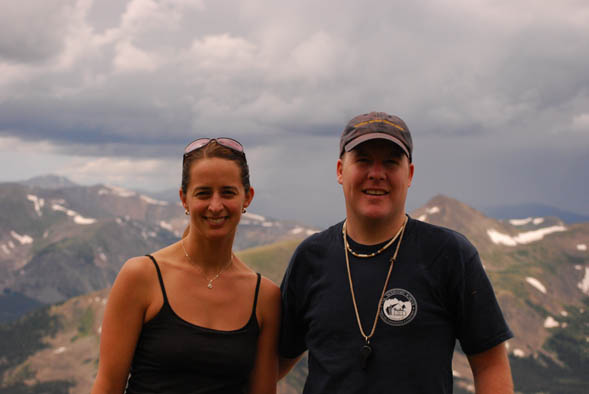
[355,210,393,222]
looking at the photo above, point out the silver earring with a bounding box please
[242,208,247,214]
[185,209,189,215]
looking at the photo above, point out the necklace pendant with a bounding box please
[360,344,372,369]
[360,343,372,369]
[207,282,213,289]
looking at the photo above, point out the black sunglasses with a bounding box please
[183,137,244,157]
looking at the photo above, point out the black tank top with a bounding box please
[125,255,261,394]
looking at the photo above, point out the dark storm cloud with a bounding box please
[0,0,588,225]
[0,1,71,64]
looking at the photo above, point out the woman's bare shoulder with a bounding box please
[115,255,159,287]
[258,275,281,309]
[259,275,280,295]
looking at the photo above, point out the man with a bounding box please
[279,112,514,393]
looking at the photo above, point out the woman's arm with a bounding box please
[278,355,302,380]
[91,257,154,394]
[248,277,281,394]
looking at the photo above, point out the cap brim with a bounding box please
[344,133,411,159]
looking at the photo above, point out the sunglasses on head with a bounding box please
[183,137,244,157]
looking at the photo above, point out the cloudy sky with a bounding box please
[1,0,588,227]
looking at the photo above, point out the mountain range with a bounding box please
[0,176,317,321]
[0,176,588,393]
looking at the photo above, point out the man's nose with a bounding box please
[367,162,385,180]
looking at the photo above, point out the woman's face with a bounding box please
[181,157,253,240]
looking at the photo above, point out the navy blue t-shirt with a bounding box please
[279,216,513,394]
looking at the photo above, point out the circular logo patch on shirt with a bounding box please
[380,288,417,326]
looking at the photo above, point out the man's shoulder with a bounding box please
[288,221,343,265]
[297,220,343,249]
[409,216,477,256]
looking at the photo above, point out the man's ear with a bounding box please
[408,163,415,187]
[336,158,344,185]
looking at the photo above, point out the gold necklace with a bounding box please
[181,238,233,289]
[345,219,406,258]
[343,215,407,369]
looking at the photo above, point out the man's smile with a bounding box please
[363,189,389,196]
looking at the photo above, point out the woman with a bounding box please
[92,138,281,394]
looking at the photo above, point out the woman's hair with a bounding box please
[181,140,251,195]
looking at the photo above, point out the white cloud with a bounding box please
[290,31,341,78]
[59,156,176,190]
[189,34,257,71]
[572,113,589,131]
[113,41,161,72]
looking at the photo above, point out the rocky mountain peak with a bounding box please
[22,175,78,189]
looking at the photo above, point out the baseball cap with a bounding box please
[339,111,413,161]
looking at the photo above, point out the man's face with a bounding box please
[337,139,414,224]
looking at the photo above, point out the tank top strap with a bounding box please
[145,254,169,304]
[251,273,262,316]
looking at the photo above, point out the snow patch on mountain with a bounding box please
[578,267,589,295]
[544,316,559,328]
[290,227,318,236]
[99,185,136,197]
[487,229,517,246]
[54,347,67,354]
[510,218,531,226]
[487,226,566,246]
[417,206,440,221]
[11,230,33,245]
[515,226,566,243]
[1,244,10,254]
[27,194,45,216]
[140,195,169,206]
[74,216,96,224]
[242,212,266,222]
[240,212,278,228]
[52,204,96,225]
[509,217,545,226]
[291,227,304,234]
[526,277,547,294]
[577,244,587,251]
[512,349,525,358]
[141,230,157,240]
[159,221,173,231]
